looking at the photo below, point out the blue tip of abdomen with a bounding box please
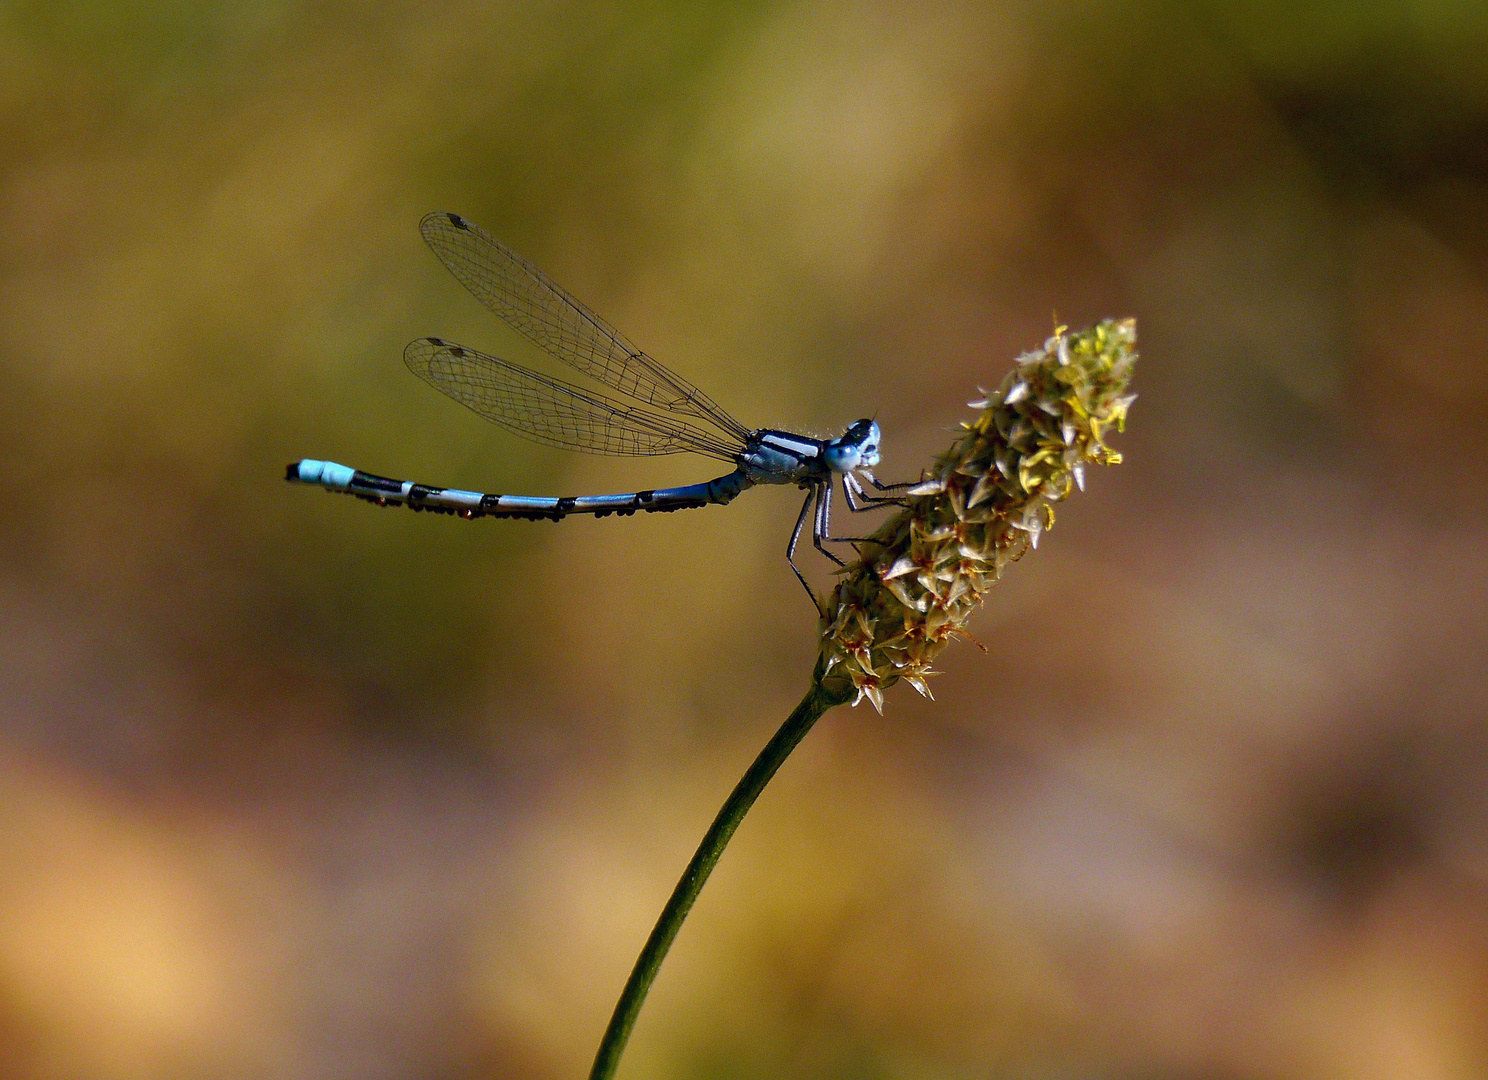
[287,459,356,488]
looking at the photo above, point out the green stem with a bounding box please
[587,674,851,1080]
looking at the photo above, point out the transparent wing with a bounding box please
[419,212,752,443]
[404,337,741,461]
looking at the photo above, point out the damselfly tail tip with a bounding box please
[286,459,356,488]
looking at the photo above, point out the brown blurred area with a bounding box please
[2,0,1487,1077]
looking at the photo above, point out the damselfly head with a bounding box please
[825,419,881,472]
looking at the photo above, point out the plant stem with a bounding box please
[587,674,851,1080]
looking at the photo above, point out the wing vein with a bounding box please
[418,212,752,444]
[404,338,740,462]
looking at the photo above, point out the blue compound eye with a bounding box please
[823,420,882,471]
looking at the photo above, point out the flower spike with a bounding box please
[818,318,1137,711]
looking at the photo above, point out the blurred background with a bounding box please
[2,0,1487,1077]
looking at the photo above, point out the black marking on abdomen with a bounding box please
[355,471,405,495]
[349,491,458,516]
[491,508,562,522]
[335,485,714,521]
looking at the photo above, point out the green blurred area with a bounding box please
[2,1,1487,1077]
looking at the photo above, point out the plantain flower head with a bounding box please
[817,318,1137,711]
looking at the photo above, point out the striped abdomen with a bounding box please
[286,460,751,521]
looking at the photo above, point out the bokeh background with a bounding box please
[3,0,1488,1077]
